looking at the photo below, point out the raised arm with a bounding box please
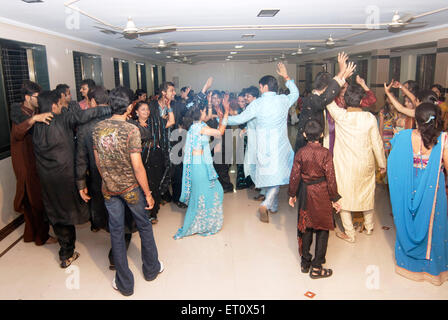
[201,93,230,137]
[384,81,415,118]
[277,62,299,106]
[357,75,377,108]
[393,80,417,107]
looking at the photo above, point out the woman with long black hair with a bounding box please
[174,96,230,239]
[388,103,448,285]
[129,101,173,224]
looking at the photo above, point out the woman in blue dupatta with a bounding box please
[388,102,448,286]
[174,95,230,239]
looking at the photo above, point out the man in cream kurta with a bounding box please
[326,98,386,242]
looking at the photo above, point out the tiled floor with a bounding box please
[0,183,447,300]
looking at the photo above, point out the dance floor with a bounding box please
[0,126,446,299]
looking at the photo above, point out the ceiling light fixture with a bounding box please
[257,9,280,17]
[309,47,316,51]
[235,45,244,49]
[166,55,171,58]
[155,51,161,54]
[230,52,237,54]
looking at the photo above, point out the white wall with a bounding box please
[0,158,19,229]
[165,61,297,93]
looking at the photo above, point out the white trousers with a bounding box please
[340,209,374,239]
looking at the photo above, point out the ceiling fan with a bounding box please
[385,11,427,33]
[91,16,176,39]
[351,10,435,32]
[307,36,347,49]
[134,39,178,50]
[291,46,303,56]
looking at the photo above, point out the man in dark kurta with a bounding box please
[33,90,111,268]
[288,120,341,279]
[10,80,55,245]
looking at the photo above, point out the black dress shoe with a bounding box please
[224,188,234,193]
[253,194,265,201]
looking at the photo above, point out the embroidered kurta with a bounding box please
[288,143,340,232]
[326,101,386,211]
[227,79,299,188]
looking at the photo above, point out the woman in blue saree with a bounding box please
[174,95,230,239]
[388,102,448,286]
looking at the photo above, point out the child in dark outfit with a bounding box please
[288,120,341,279]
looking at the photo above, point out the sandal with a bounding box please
[60,251,80,268]
[336,231,355,243]
[310,266,333,279]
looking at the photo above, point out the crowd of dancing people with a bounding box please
[9,52,448,296]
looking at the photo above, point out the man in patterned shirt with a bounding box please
[93,86,163,296]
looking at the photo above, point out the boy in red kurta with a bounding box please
[289,120,341,279]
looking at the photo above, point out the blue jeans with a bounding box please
[261,186,280,212]
[104,187,161,295]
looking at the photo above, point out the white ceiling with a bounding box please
[1,0,448,64]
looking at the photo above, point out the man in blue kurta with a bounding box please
[227,63,299,223]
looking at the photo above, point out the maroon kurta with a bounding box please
[288,142,340,232]
[10,103,49,245]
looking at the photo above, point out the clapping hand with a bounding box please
[384,80,394,93]
[356,75,365,87]
[342,61,356,80]
[337,52,349,74]
[391,80,402,89]
[276,62,289,79]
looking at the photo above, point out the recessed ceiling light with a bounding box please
[358,55,363,58]
[155,51,161,54]
[22,0,44,3]
[230,52,237,54]
[225,58,230,61]
[166,55,171,58]
[235,45,244,49]
[309,47,316,51]
[257,9,280,17]
[241,34,256,39]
